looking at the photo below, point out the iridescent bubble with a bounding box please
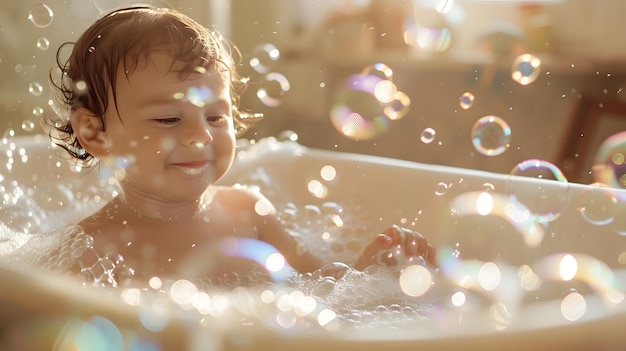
[218,237,294,282]
[592,131,626,188]
[532,253,624,306]
[28,82,43,96]
[506,159,570,224]
[383,91,411,120]
[403,18,452,53]
[459,92,474,110]
[576,183,617,226]
[27,4,54,28]
[372,80,397,104]
[249,43,280,74]
[447,191,545,250]
[471,115,511,156]
[361,62,394,81]
[185,86,214,108]
[256,72,290,107]
[421,128,436,144]
[36,37,50,51]
[329,74,390,140]
[511,54,541,85]
[610,200,626,235]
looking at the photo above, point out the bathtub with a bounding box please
[2,133,626,350]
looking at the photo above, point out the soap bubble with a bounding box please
[28,82,43,96]
[36,37,50,51]
[530,253,624,309]
[383,91,411,120]
[256,72,290,107]
[459,92,474,110]
[249,43,280,74]
[329,74,390,140]
[506,159,570,224]
[592,131,626,188]
[471,115,511,156]
[361,62,394,81]
[32,106,44,118]
[576,183,618,226]
[403,18,452,53]
[610,200,626,235]
[511,54,541,85]
[28,4,54,28]
[420,128,436,144]
[21,120,35,132]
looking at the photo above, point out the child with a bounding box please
[46,6,434,286]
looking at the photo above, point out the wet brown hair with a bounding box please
[48,5,256,166]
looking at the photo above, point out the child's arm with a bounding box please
[247,193,325,273]
[246,191,436,274]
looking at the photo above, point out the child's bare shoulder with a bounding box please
[211,185,276,213]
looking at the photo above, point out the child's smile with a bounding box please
[100,52,236,203]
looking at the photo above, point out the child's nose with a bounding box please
[184,119,214,147]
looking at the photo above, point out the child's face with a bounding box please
[101,52,236,202]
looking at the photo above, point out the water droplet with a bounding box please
[27,4,54,28]
[471,115,511,156]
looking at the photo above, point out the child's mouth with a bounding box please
[170,161,210,176]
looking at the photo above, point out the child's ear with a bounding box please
[71,108,110,157]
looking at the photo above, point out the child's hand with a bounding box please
[353,225,436,272]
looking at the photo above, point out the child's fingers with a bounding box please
[386,225,437,267]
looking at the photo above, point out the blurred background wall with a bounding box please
[2,0,626,182]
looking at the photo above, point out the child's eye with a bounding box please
[153,117,180,125]
[207,115,228,124]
